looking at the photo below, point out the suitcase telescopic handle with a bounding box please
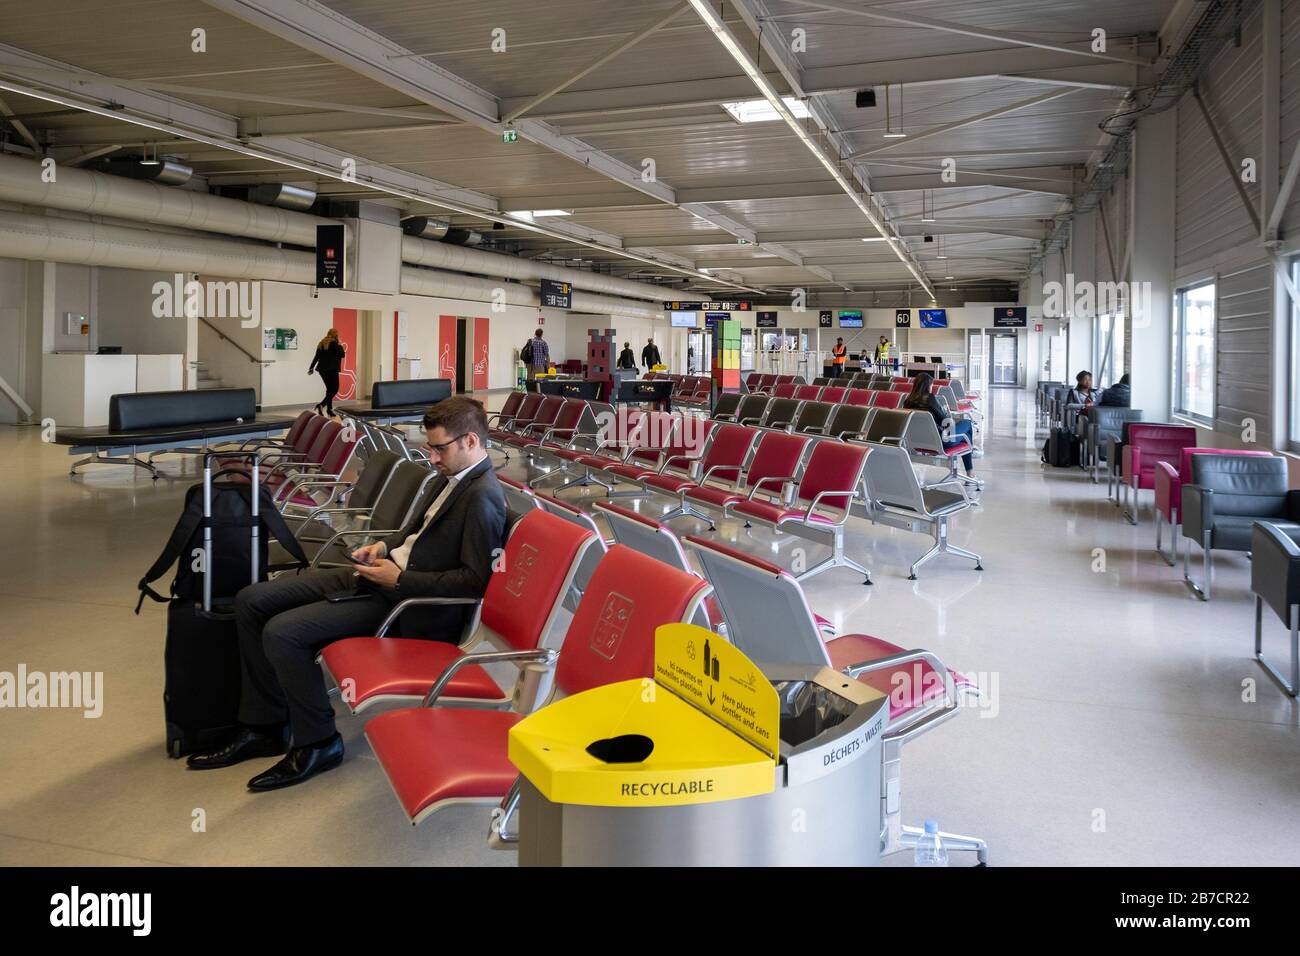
[200,452,264,612]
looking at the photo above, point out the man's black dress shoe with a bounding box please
[246,734,344,792]
[186,726,288,770]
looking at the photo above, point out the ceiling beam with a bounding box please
[501,54,1136,121]
[504,1,691,123]
[780,0,1155,67]
[869,168,1077,195]
[0,42,757,291]
[200,0,801,273]
[0,93,42,152]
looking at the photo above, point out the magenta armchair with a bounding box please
[1121,425,1197,525]
[1154,447,1274,564]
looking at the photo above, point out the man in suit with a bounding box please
[187,396,506,791]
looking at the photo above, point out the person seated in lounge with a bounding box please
[1099,373,1130,407]
[617,342,637,370]
[904,371,975,477]
[186,397,507,791]
[1066,370,1097,407]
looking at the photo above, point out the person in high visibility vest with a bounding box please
[875,336,891,374]
[831,338,847,378]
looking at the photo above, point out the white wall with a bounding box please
[257,281,573,408]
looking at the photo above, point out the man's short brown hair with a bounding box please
[422,396,489,442]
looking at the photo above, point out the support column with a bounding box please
[1130,109,1177,420]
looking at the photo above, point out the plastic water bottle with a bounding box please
[913,819,949,867]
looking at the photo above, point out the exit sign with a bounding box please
[502,129,519,143]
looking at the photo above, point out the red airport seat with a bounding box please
[362,545,711,824]
[675,430,810,529]
[729,438,872,583]
[319,509,598,715]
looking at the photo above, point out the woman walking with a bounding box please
[309,328,346,416]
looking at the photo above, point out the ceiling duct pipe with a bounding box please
[249,183,317,211]
[442,227,483,246]
[0,154,674,300]
[401,216,451,241]
[95,156,193,186]
[400,235,665,301]
[0,209,312,281]
[0,153,327,246]
[0,210,664,317]
[399,267,664,319]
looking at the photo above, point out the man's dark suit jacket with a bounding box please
[378,455,506,641]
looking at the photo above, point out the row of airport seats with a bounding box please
[645,371,712,407]
[713,387,981,489]
[214,395,988,855]
[488,389,983,581]
[312,504,987,861]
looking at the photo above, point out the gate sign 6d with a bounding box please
[541,279,572,309]
[895,309,911,327]
[315,224,346,289]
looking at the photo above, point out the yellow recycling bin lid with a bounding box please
[508,624,779,808]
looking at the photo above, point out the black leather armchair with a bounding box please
[1251,522,1300,697]
[1180,455,1300,601]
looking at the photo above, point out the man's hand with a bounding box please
[353,558,401,589]
[350,542,386,565]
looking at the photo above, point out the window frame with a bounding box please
[1289,259,1300,453]
[1173,278,1217,427]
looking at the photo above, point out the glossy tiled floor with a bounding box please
[1,389,1298,866]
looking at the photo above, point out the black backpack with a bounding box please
[135,477,309,613]
[520,339,534,364]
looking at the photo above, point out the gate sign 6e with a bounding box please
[315,224,346,289]
[541,279,572,309]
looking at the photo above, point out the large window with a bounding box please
[1095,312,1126,388]
[1175,281,1216,423]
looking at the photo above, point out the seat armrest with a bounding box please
[422,647,558,706]
[1251,522,1300,614]
[1180,484,1213,540]
[375,595,484,638]
[1154,461,1179,517]
[1125,445,1142,485]
[843,649,959,740]
[746,474,798,500]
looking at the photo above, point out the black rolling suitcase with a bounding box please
[136,454,307,757]
[1041,427,1081,468]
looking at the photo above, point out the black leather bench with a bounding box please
[339,378,453,422]
[54,387,296,479]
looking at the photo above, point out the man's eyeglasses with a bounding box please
[424,434,467,454]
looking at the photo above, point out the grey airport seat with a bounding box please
[734,393,771,426]
[825,403,873,441]
[282,449,403,532]
[760,397,802,430]
[711,392,744,421]
[303,460,437,568]
[1080,406,1143,480]
[1251,521,1300,696]
[1181,455,1300,601]
[497,474,541,516]
[861,441,983,579]
[533,492,609,610]
[792,400,835,435]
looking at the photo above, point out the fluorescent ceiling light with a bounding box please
[529,209,572,217]
[722,97,810,124]
[861,236,898,242]
[882,131,907,139]
[686,0,933,299]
